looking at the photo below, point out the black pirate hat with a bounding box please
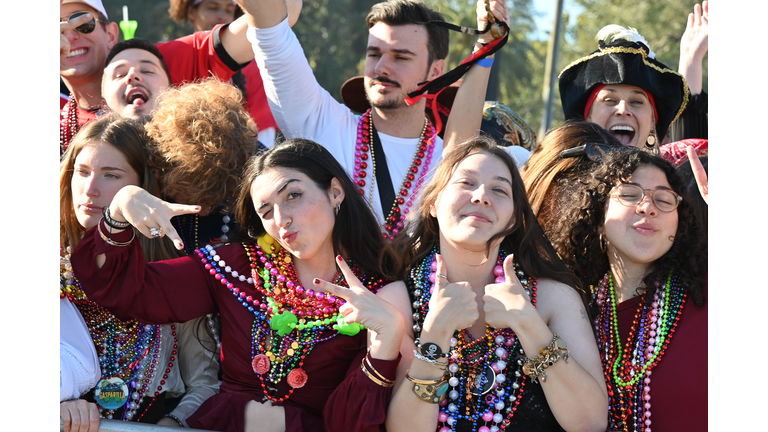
[558,25,689,139]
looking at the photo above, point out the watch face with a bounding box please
[419,342,444,360]
[470,364,496,395]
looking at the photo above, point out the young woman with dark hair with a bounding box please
[70,139,410,432]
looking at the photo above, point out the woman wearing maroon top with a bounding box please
[552,147,707,431]
[71,139,409,432]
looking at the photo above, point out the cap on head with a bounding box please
[558,25,689,140]
[61,0,108,20]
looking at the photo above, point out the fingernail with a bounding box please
[313,278,320,284]
[195,206,201,210]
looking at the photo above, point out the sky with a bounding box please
[531,0,584,40]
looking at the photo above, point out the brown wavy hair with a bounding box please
[522,121,621,242]
[553,147,706,308]
[393,136,584,302]
[60,114,179,261]
[168,0,243,24]
[144,78,258,211]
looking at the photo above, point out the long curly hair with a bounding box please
[393,136,584,303]
[144,78,258,211]
[553,147,706,308]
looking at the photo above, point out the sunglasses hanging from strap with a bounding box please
[404,16,510,134]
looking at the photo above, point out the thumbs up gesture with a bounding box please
[483,255,537,330]
[422,254,480,334]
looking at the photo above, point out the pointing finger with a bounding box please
[312,277,352,302]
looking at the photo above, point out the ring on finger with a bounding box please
[437,274,448,279]
[149,227,162,238]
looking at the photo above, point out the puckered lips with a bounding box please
[125,87,149,107]
[609,125,636,146]
[632,221,658,236]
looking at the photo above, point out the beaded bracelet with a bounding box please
[361,355,395,387]
[406,369,449,404]
[413,349,448,370]
[164,414,185,427]
[102,206,131,229]
[521,333,570,384]
[97,219,135,247]
[414,338,450,360]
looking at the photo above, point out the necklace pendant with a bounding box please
[287,368,308,389]
[469,364,496,395]
[252,354,271,375]
[94,377,129,410]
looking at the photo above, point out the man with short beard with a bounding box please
[60,0,257,156]
[239,0,508,231]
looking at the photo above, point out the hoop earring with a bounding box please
[599,233,607,252]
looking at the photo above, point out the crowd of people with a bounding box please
[58,0,708,431]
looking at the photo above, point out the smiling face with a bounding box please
[431,151,515,251]
[363,22,442,110]
[602,164,678,269]
[60,3,119,82]
[102,48,171,119]
[187,0,236,32]
[586,84,655,148]
[250,167,344,261]
[71,141,141,230]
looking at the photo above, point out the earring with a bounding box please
[645,133,656,148]
[599,233,607,252]
[335,203,340,216]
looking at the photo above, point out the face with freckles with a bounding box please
[431,151,515,251]
[71,141,141,230]
[250,168,344,261]
[586,84,655,148]
[601,164,679,268]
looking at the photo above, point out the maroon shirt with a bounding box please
[71,223,398,432]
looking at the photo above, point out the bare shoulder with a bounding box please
[533,278,588,323]
[376,280,409,301]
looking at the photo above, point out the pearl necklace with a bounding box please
[195,239,386,403]
[354,109,436,239]
[409,248,537,432]
[60,249,173,421]
[594,271,687,432]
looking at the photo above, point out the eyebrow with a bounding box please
[75,163,128,172]
[458,169,513,187]
[366,46,416,56]
[256,179,301,211]
[603,88,649,100]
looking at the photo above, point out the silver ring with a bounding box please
[149,227,162,238]
[437,274,448,279]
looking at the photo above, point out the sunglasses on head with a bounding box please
[560,142,627,161]
[61,11,102,35]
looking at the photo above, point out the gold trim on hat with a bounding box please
[559,46,689,124]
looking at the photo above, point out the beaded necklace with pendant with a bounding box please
[60,249,173,421]
[354,109,436,239]
[195,240,386,403]
[410,248,537,432]
[594,270,687,432]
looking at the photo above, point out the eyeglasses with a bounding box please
[610,184,682,212]
[560,142,625,161]
[60,11,102,35]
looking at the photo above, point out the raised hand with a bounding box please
[679,2,708,94]
[422,254,480,334]
[477,0,510,44]
[60,399,100,432]
[60,12,94,59]
[483,255,537,330]
[109,186,201,250]
[687,145,708,204]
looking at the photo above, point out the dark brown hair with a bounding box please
[394,135,583,298]
[366,0,449,65]
[105,38,173,84]
[235,138,398,280]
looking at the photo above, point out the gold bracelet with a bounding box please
[406,369,449,404]
[521,333,569,384]
[361,362,394,387]
[97,219,135,247]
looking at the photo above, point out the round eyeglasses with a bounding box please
[610,184,682,212]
